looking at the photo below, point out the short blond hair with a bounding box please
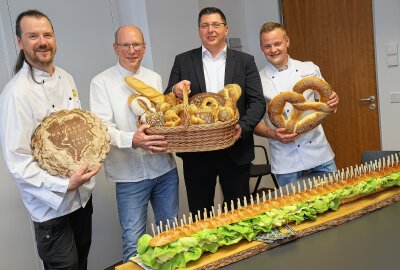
[259,22,287,42]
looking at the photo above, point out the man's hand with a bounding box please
[172,80,191,99]
[233,124,242,141]
[68,163,101,191]
[273,128,299,144]
[327,91,339,113]
[132,124,168,154]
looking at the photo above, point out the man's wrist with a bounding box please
[171,84,176,95]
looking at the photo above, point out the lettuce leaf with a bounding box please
[137,170,400,270]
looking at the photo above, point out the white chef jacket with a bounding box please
[259,57,334,174]
[90,64,176,182]
[0,62,94,222]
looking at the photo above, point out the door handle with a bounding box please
[359,96,375,102]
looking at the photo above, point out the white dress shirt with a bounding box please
[202,45,227,93]
[259,57,334,174]
[0,62,94,222]
[90,64,176,182]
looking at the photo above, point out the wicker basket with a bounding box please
[145,87,239,153]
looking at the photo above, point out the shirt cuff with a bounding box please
[43,174,69,193]
[122,131,135,148]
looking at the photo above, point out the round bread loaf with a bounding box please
[31,109,110,178]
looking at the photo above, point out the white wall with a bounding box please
[373,0,400,150]
[243,0,281,69]
[146,0,200,89]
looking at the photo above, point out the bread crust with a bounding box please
[268,77,334,134]
[148,161,400,247]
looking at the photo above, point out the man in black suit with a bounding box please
[166,7,266,214]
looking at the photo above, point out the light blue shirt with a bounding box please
[0,62,94,222]
[90,64,176,182]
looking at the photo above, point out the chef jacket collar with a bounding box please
[265,55,293,76]
[117,62,142,77]
[23,61,56,82]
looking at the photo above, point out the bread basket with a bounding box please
[145,86,239,153]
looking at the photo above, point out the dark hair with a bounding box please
[14,10,54,78]
[198,7,227,26]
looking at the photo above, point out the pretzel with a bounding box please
[268,77,334,134]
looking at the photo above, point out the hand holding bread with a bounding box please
[268,77,336,135]
[125,77,241,128]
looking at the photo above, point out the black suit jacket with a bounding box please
[166,47,266,165]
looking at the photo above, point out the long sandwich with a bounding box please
[137,154,400,270]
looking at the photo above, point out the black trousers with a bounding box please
[182,151,250,215]
[33,197,93,270]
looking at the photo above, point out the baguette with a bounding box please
[124,76,165,104]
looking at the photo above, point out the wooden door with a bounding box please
[281,0,380,169]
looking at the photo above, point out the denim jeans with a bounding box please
[276,159,337,187]
[115,168,179,262]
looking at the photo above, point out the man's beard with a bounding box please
[26,44,56,69]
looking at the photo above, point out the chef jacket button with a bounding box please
[52,105,55,108]
[297,145,300,147]
[309,141,312,143]
[46,235,50,239]
[69,97,72,100]
[272,76,275,79]
[296,69,298,72]
[59,76,61,79]
[287,109,289,113]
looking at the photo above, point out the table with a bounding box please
[222,201,400,270]
[117,188,400,270]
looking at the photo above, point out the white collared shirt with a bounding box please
[90,63,176,182]
[202,45,227,93]
[0,62,93,222]
[259,57,334,174]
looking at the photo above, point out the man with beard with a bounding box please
[0,10,100,270]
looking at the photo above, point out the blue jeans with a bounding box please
[115,168,179,262]
[276,159,337,187]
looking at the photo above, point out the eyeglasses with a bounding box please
[115,43,144,51]
[199,22,226,30]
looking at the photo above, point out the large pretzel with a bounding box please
[268,77,334,134]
